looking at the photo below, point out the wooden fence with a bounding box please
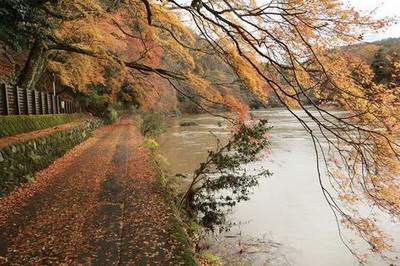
[0,83,78,116]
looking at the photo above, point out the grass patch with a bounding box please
[199,251,221,265]
[168,209,198,265]
[156,171,197,265]
[0,114,83,137]
[144,138,197,265]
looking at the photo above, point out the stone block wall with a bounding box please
[0,119,102,196]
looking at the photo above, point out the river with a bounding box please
[158,108,399,266]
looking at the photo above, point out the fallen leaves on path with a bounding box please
[0,118,189,265]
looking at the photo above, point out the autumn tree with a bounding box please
[0,0,100,90]
[149,0,399,262]
[1,0,400,262]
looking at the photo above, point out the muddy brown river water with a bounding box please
[158,108,400,266]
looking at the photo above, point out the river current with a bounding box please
[158,108,399,266]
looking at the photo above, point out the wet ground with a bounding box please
[0,118,188,265]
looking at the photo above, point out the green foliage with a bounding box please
[144,137,160,151]
[134,113,144,128]
[137,111,166,137]
[0,114,82,137]
[78,85,120,124]
[182,120,272,231]
[103,106,119,124]
[24,174,34,183]
[199,251,221,266]
[86,91,108,117]
[168,214,198,266]
[371,48,399,84]
[0,1,50,51]
[90,83,110,95]
[147,141,197,266]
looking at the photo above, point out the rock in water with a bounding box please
[179,121,198,127]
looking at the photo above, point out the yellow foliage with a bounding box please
[19,0,400,258]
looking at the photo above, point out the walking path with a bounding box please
[0,118,191,265]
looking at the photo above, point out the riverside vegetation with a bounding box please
[136,111,274,263]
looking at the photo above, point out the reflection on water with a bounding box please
[158,108,399,266]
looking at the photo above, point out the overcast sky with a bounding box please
[348,0,400,41]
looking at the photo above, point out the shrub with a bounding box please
[199,251,221,266]
[143,137,159,151]
[0,114,82,137]
[86,91,107,117]
[138,111,166,137]
[78,90,121,124]
[103,106,119,124]
[134,114,144,129]
[180,120,272,231]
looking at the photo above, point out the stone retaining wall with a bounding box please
[0,114,83,137]
[0,119,102,196]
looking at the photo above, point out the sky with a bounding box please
[348,0,400,41]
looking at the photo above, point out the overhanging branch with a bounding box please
[47,43,96,57]
[125,61,186,80]
[140,0,153,25]
[41,5,84,20]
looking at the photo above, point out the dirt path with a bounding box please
[0,118,191,265]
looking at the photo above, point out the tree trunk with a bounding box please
[17,40,48,90]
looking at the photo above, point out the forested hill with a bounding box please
[342,38,400,84]
[343,38,400,64]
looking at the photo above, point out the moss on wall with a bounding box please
[0,114,83,137]
[0,119,102,196]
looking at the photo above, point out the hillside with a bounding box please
[342,38,400,84]
[343,38,400,63]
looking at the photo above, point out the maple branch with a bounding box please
[41,5,85,20]
[140,0,153,25]
[112,19,142,40]
[47,43,96,57]
[125,61,186,80]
